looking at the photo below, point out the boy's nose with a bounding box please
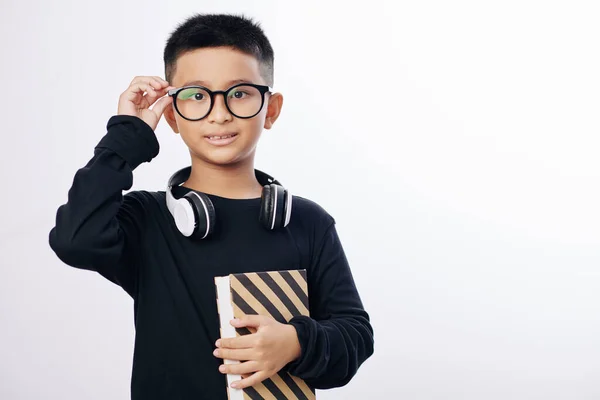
[207,93,232,123]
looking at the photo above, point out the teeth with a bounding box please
[209,134,234,140]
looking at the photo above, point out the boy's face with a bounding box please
[164,47,282,167]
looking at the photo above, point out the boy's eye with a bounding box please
[178,88,208,101]
[228,87,254,99]
[229,90,246,99]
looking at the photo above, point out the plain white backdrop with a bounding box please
[1,0,599,399]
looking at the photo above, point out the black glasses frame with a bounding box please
[167,83,272,121]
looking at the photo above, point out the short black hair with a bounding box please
[163,13,274,86]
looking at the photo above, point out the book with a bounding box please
[215,269,316,400]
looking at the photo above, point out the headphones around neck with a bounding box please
[165,166,292,239]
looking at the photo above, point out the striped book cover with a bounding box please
[215,269,316,400]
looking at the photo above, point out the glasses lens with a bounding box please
[226,85,263,117]
[176,87,211,120]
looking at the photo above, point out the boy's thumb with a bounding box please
[152,95,173,118]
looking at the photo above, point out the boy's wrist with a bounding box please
[284,323,302,363]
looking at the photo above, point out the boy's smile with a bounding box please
[204,132,239,146]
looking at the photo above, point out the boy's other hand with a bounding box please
[117,76,175,131]
[214,315,302,389]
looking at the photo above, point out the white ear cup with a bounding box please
[173,199,196,237]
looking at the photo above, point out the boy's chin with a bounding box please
[191,148,253,168]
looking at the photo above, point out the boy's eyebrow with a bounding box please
[181,79,254,87]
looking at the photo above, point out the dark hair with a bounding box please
[163,13,274,86]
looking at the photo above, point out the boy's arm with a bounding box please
[286,221,375,389]
[48,115,159,297]
[49,75,173,297]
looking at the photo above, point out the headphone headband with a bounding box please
[167,166,281,190]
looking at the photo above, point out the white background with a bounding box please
[1,0,599,399]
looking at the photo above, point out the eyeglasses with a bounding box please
[167,83,272,121]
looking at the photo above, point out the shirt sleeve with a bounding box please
[48,115,159,298]
[286,221,374,389]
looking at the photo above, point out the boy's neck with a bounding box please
[182,158,264,199]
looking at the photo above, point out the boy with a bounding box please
[49,13,373,400]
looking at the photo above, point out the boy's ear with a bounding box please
[264,93,283,130]
[163,104,180,134]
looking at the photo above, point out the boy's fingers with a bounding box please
[150,95,173,117]
[214,347,253,361]
[232,371,269,390]
[118,76,171,123]
[154,76,169,86]
[138,76,168,87]
[232,315,268,328]
[219,360,260,375]
[131,77,164,92]
[123,82,164,106]
[217,334,256,349]
[123,82,150,100]
[148,77,166,90]
[145,86,169,102]
[130,76,162,85]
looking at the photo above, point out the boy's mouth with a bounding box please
[204,133,239,146]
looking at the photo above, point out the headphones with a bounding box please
[165,166,292,239]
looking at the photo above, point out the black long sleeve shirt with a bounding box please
[48,115,374,400]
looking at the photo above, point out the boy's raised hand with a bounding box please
[214,315,302,389]
[117,76,175,131]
